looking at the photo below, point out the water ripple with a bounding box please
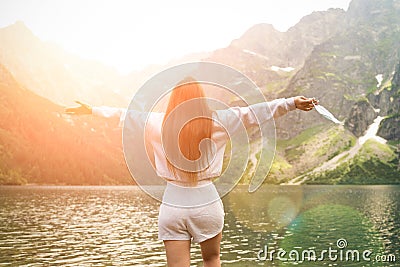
[0,185,399,266]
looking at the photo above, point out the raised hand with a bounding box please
[65,101,92,115]
[294,96,318,111]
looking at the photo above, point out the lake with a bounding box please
[0,185,398,266]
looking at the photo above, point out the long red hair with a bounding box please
[162,77,212,184]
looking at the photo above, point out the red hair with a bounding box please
[162,77,212,184]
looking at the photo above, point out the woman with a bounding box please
[66,77,316,267]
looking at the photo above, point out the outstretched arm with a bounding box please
[215,96,318,133]
[65,101,127,118]
[65,101,127,127]
[266,96,318,117]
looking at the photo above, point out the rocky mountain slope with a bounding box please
[0,63,131,185]
[374,61,400,141]
[207,8,345,92]
[278,0,400,139]
[209,0,399,184]
[269,0,400,183]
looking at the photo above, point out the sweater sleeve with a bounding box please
[92,106,164,130]
[92,106,127,127]
[266,97,296,119]
[214,97,296,134]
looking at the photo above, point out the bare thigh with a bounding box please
[163,240,191,267]
[200,232,222,267]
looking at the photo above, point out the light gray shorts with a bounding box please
[158,182,225,243]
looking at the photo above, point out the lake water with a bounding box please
[0,185,398,266]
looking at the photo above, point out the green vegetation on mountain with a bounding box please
[306,139,399,184]
[266,125,356,184]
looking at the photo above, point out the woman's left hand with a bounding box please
[294,96,318,111]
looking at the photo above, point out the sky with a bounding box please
[0,0,352,74]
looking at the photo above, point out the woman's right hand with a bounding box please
[65,101,92,115]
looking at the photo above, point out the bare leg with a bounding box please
[163,240,191,267]
[200,232,222,267]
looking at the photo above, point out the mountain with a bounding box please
[206,0,399,184]
[0,21,210,108]
[1,0,398,185]
[278,0,400,139]
[0,63,132,185]
[266,76,399,184]
[207,8,345,91]
[0,10,346,108]
[0,21,134,107]
[232,8,345,67]
[268,0,400,184]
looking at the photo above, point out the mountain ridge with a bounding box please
[206,8,346,89]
